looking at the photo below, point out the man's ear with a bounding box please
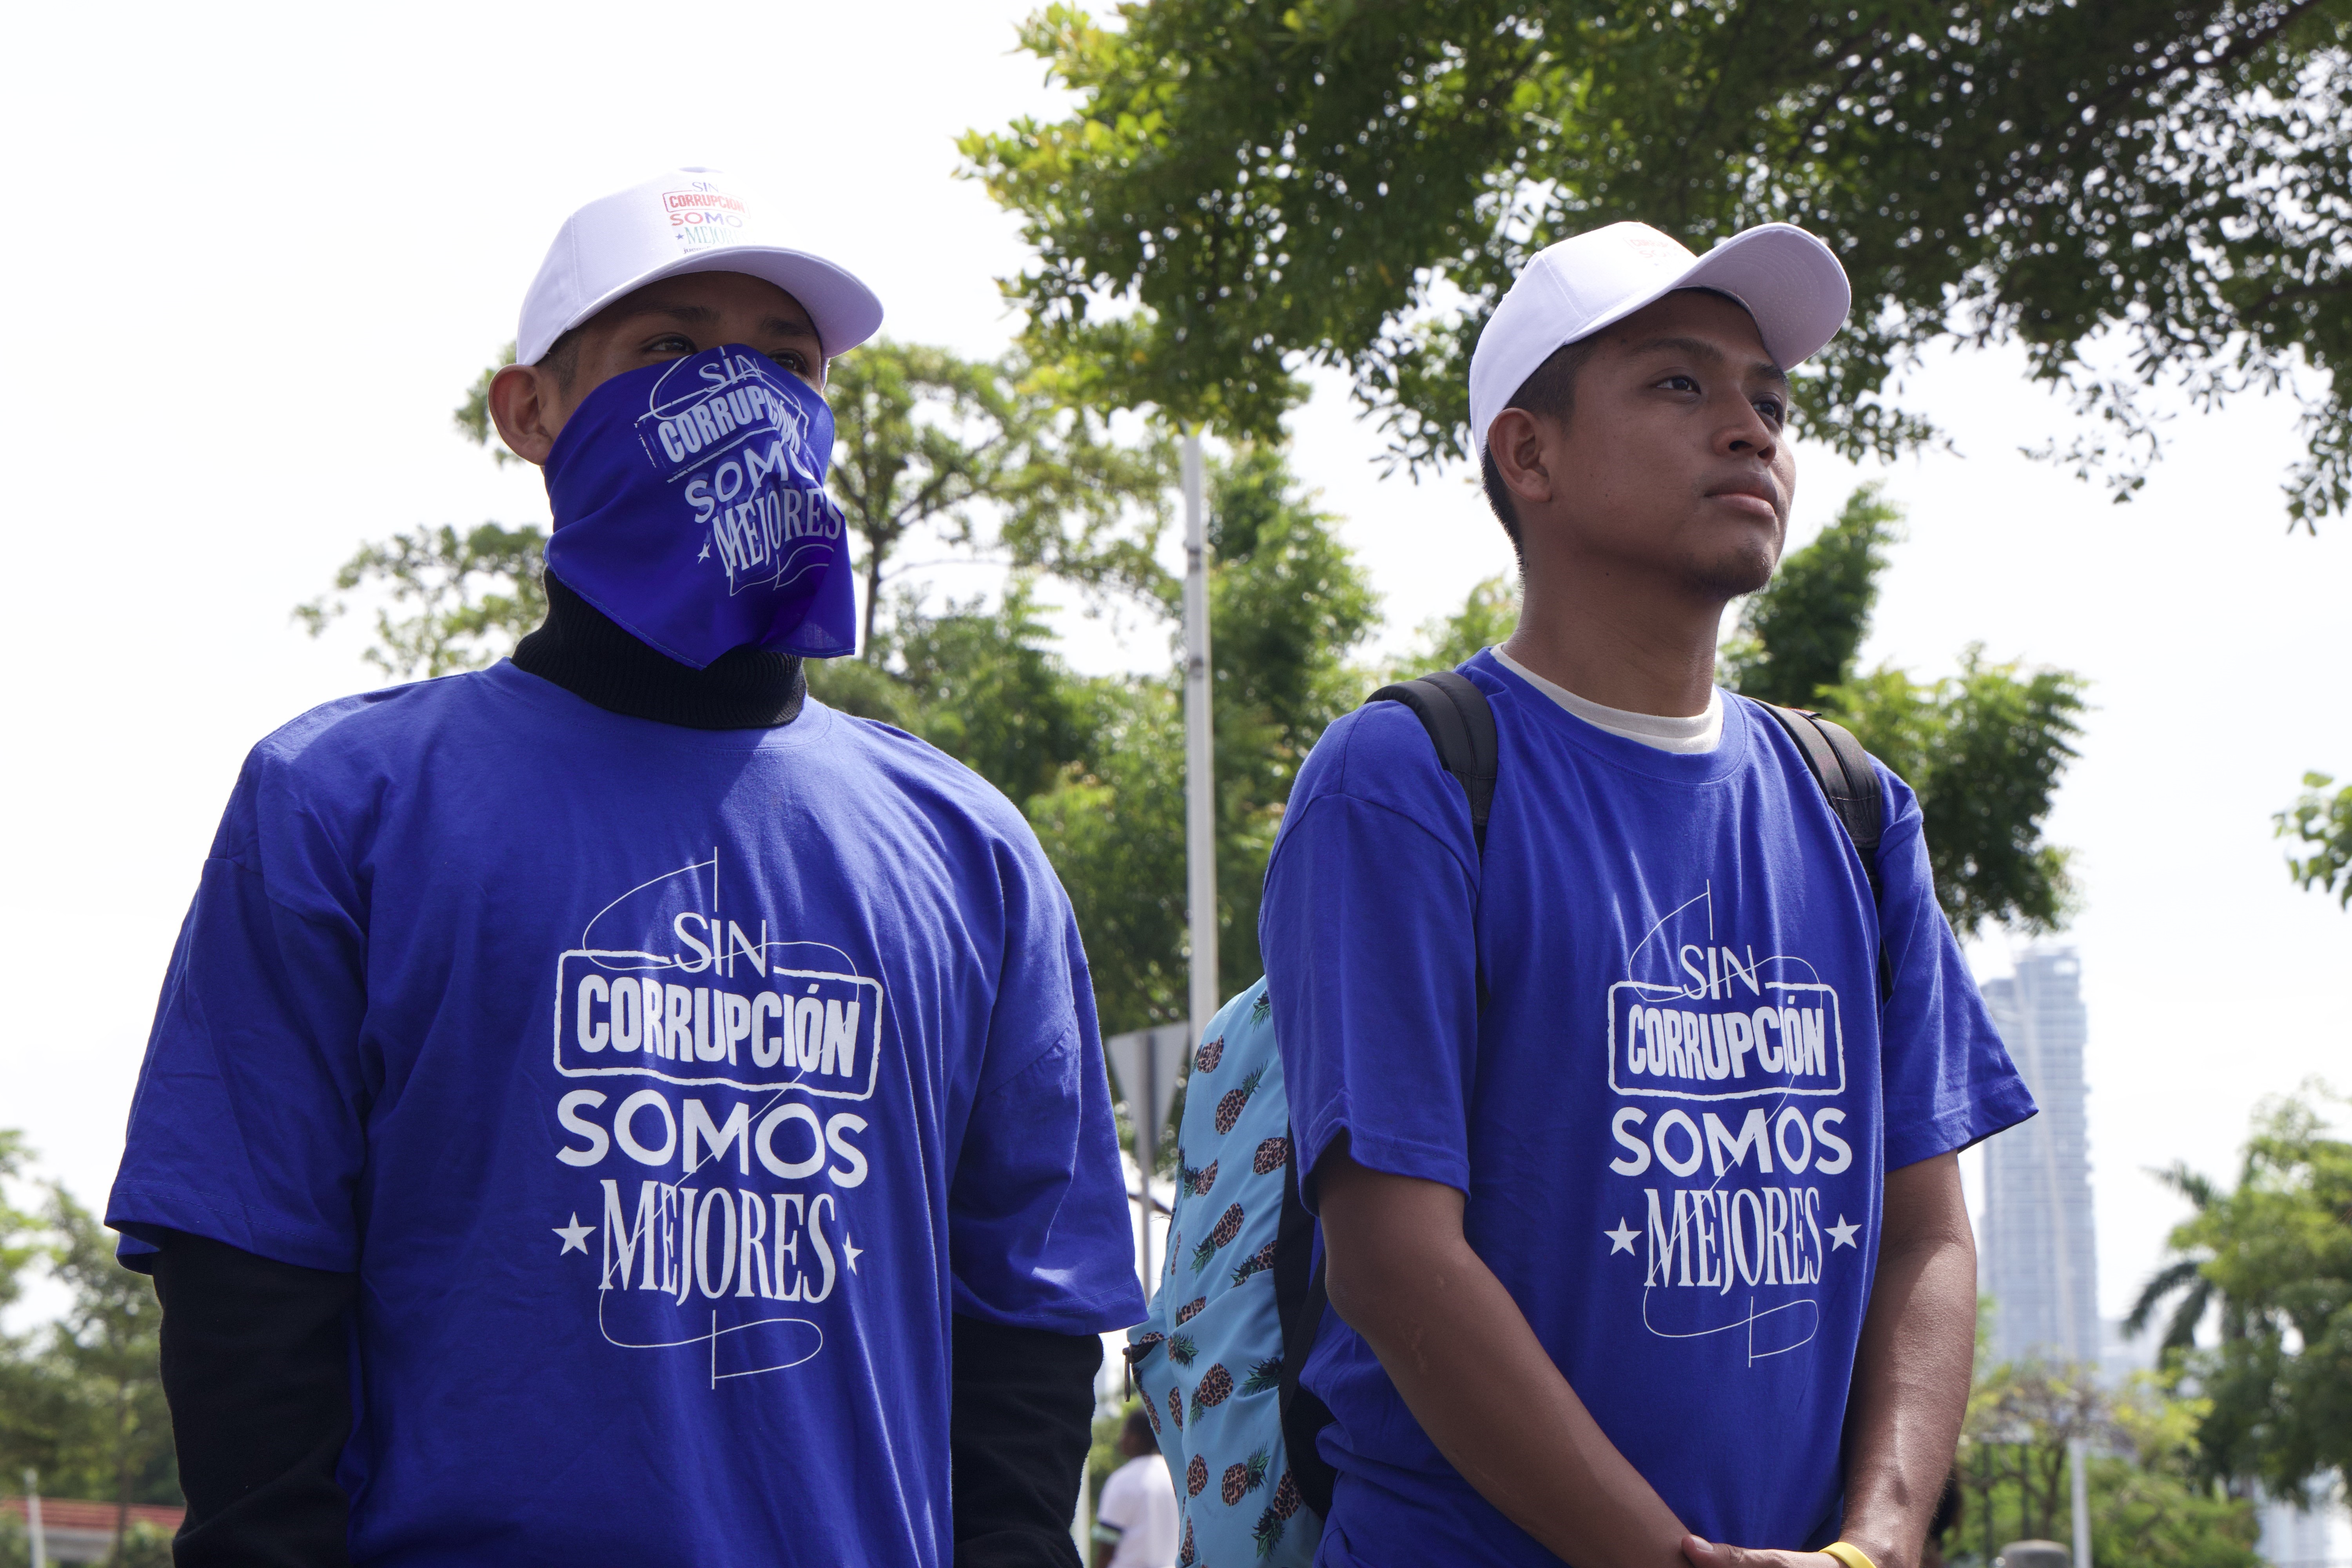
[488,363,565,467]
[1486,408,1557,509]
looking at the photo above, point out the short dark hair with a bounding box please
[536,324,587,389]
[1123,1407,1154,1446]
[1479,333,1604,549]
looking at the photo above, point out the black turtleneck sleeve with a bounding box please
[149,1232,355,1568]
[951,1316,1101,1568]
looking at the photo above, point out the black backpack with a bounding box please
[1270,670,1887,1514]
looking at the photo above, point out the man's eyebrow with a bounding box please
[1626,334,1789,385]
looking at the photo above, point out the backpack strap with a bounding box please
[1363,671,1499,853]
[1273,1142,1341,1517]
[1759,704,1884,899]
[1760,703,1894,1000]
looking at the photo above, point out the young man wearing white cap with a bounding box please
[1260,223,2034,1568]
[108,169,1143,1568]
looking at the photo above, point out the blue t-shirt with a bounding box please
[108,661,1144,1567]
[1260,652,2033,1568]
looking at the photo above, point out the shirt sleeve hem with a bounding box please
[105,1183,358,1275]
[1297,1112,1470,1205]
[1884,1081,2040,1171]
[947,1289,1147,1338]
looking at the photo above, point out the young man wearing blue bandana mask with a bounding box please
[1259,222,2035,1568]
[107,169,1144,1568]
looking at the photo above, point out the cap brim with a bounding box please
[553,245,886,361]
[1671,223,1851,372]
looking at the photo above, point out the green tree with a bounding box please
[294,522,548,679]
[965,0,2352,524]
[811,581,1098,807]
[1400,573,1520,676]
[1959,1348,2261,1568]
[1827,655,2085,935]
[0,1132,40,1314]
[1028,444,1381,1035]
[2275,772,2352,909]
[2161,1089,2352,1497]
[0,1160,179,1535]
[0,1135,69,1500]
[1715,486,2087,935]
[2127,1162,2250,1360]
[2091,1387,2266,1568]
[1960,1355,2116,1554]
[827,342,1172,651]
[41,1192,176,1545]
[1719,486,1901,710]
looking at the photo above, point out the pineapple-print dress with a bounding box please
[1126,978,1318,1568]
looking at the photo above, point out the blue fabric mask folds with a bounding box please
[542,346,857,666]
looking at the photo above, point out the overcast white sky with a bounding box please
[2,1,2345,1336]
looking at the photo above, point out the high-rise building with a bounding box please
[1978,947,2101,1367]
[2258,1479,2352,1568]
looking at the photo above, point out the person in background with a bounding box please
[108,167,1142,1568]
[1095,1408,1180,1568]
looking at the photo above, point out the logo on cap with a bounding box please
[1621,228,1691,267]
[663,180,748,252]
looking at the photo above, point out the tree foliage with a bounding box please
[1404,572,1521,675]
[994,445,1380,1036]
[0,1145,179,1536]
[964,0,2352,524]
[1720,485,1900,709]
[827,341,1172,650]
[1960,1344,2261,1568]
[1722,486,2084,935]
[295,522,548,679]
[0,1132,38,1316]
[2275,771,2352,909]
[1830,654,2085,935]
[2156,1089,2352,1497]
[2127,1162,2250,1358]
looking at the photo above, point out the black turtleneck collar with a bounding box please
[512,574,807,730]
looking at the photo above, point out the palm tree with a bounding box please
[2123,1161,2245,1355]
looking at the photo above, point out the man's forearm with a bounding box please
[1319,1147,1689,1568]
[1838,1154,1975,1568]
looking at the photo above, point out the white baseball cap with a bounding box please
[516,168,884,367]
[1467,220,1850,454]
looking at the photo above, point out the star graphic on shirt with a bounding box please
[1827,1215,1861,1250]
[553,1214,594,1256]
[841,1231,863,1274]
[697,540,712,561]
[1604,1219,1639,1255]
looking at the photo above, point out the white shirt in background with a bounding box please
[1096,1453,1180,1568]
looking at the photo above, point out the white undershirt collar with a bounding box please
[1491,648,1724,754]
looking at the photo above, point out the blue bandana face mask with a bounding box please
[541,345,856,667]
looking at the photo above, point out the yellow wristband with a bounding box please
[1822,1543,1878,1568]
